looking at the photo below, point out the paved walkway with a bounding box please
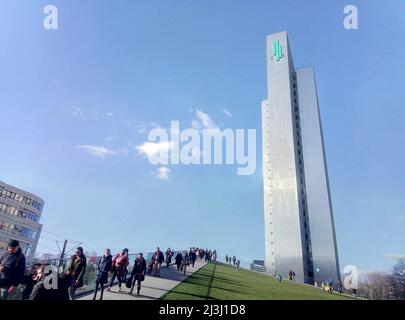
[80,259,207,300]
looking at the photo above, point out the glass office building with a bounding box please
[262,32,340,285]
[0,180,44,263]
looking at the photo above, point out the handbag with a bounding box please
[125,276,133,288]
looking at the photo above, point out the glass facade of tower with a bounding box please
[0,181,44,264]
[262,31,340,285]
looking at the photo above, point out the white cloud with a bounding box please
[153,167,170,180]
[190,109,218,132]
[106,112,114,117]
[189,109,218,158]
[76,145,116,158]
[221,108,232,118]
[383,253,405,260]
[195,109,218,130]
[135,141,173,158]
[104,136,115,142]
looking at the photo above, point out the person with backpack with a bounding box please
[92,249,112,300]
[0,240,26,300]
[129,253,146,296]
[65,246,87,300]
[108,248,129,293]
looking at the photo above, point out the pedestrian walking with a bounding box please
[129,253,147,296]
[165,248,173,268]
[175,251,183,271]
[152,247,164,277]
[65,247,87,300]
[191,250,197,267]
[92,249,112,300]
[0,240,26,300]
[328,278,334,294]
[181,252,190,275]
[147,256,155,275]
[108,248,129,293]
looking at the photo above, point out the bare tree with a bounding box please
[359,272,391,300]
[389,259,405,300]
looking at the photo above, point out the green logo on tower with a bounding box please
[272,39,283,61]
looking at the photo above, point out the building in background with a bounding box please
[262,31,340,285]
[0,180,44,263]
[250,260,266,273]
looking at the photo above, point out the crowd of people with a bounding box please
[316,279,343,294]
[271,268,342,296]
[0,240,217,301]
[224,254,240,268]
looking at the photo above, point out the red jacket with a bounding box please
[111,253,129,274]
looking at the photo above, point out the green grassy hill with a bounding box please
[162,262,355,300]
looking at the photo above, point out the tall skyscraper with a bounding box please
[262,31,340,285]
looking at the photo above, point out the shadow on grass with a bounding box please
[186,271,249,288]
[182,280,249,295]
[162,262,256,300]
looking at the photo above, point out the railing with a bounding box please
[7,250,269,300]
[6,250,185,299]
[42,250,185,297]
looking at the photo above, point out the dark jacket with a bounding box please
[131,257,146,278]
[68,254,87,288]
[175,253,183,265]
[30,273,70,300]
[21,273,39,300]
[153,251,164,264]
[0,248,26,287]
[182,253,190,265]
[165,250,173,263]
[96,254,112,284]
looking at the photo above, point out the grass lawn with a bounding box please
[162,262,355,300]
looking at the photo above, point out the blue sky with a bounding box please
[0,0,404,272]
